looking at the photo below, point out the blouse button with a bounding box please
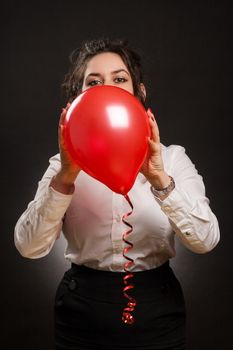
[68,279,77,291]
[113,245,122,254]
[162,206,170,213]
[116,215,121,222]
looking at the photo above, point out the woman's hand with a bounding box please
[50,104,81,194]
[140,109,171,190]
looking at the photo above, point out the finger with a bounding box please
[147,108,160,136]
[148,136,161,153]
[58,108,67,147]
[149,117,160,144]
[66,102,71,110]
[59,107,67,127]
[147,108,157,123]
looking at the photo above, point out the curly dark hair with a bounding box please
[62,38,146,106]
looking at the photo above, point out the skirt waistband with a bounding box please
[62,261,176,302]
[69,261,171,286]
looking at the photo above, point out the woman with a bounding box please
[14,38,220,350]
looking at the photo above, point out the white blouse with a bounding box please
[14,144,220,272]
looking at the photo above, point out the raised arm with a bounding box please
[14,107,81,258]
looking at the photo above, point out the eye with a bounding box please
[87,79,103,87]
[114,77,128,83]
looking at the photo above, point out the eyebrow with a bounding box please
[86,69,130,79]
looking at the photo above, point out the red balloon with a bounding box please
[63,85,150,195]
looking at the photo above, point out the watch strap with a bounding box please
[150,176,175,198]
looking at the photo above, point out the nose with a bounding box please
[103,79,115,87]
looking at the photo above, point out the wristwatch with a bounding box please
[150,176,175,198]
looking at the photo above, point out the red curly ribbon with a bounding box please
[121,194,136,325]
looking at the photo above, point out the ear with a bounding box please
[139,83,146,101]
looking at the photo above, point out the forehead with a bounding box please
[84,52,128,76]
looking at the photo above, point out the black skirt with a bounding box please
[54,261,186,350]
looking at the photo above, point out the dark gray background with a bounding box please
[1,0,232,349]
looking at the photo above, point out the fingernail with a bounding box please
[148,107,153,113]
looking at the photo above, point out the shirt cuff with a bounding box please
[152,187,191,222]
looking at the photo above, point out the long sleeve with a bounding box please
[14,145,220,268]
[14,154,73,258]
[157,145,220,253]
